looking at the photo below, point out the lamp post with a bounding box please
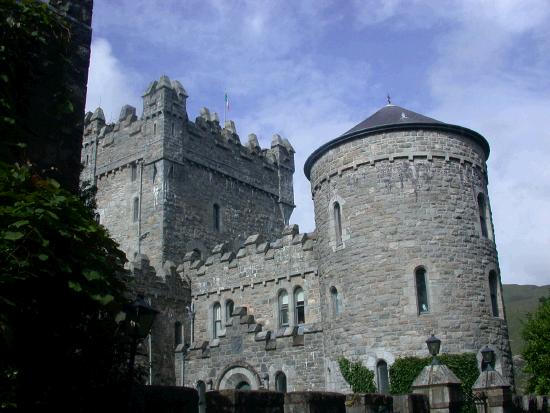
[125,296,159,385]
[480,346,495,372]
[426,334,442,365]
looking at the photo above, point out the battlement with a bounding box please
[180,225,316,298]
[187,304,323,361]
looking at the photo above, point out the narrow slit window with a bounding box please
[376,360,389,394]
[294,287,305,325]
[278,290,289,327]
[153,122,157,135]
[213,204,221,232]
[213,302,222,338]
[131,163,137,181]
[489,271,500,317]
[331,286,341,316]
[171,121,175,135]
[478,193,488,238]
[174,321,182,347]
[333,202,342,245]
[133,197,139,222]
[415,267,429,314]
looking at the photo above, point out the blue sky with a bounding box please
[86,0,550,286]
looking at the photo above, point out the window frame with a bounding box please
[333,201,343,246]
[330,286,342,316]
[294,287,305,325]
[278,290,289,327]
[415,266,429,314]
[213,302,222,338]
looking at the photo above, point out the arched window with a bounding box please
[225,300,234,322]
[333,202,342,246]
[330,286,342,316]
[478,193,488,238]
[213,204,221,232]
[174,321,182,347]
[278,290,289,327]
[133,197,139,222]
[415,267,429,314]
[376,360,389,394]
[275,371,287,393]
[294,287,305,325]
[489,271,500,317]
[213,302,222,338]
[197,381,206,413]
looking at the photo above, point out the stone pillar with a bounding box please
[206,390,284,413]
[472,370,514,413]
[411,364,463,413]
[345,393,393,413]
[284,392,346,413]
[393,394,430,413]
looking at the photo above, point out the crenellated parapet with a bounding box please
[182,224,316,298]
[81,75,295,197]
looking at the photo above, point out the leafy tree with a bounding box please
[522,295,550,394]
[0,3,139,411]
[0,163,134,411]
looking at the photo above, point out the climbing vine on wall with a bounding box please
[389,353,479,413]
[338,357,377,393]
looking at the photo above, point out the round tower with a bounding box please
[304,104,512,391]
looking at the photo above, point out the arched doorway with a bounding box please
[217,364,261,390]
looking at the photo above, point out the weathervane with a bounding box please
[386,93,392,105]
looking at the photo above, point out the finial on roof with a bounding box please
[386,93,392,105]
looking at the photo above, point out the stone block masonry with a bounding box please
[81,75,295,272]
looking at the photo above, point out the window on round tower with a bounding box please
[477,193,489,238]
[415,267,429,314]
[174,321,182,347]
[489,270,501,317]
[333,202,342,246]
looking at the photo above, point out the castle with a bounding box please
[80,75,513,393]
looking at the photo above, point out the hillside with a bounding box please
[503,284,550,355]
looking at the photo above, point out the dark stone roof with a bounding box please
[304,104,490,180]
[343,104,444,135]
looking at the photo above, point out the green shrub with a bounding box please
[389,353,479,413]
[338,357,377,393]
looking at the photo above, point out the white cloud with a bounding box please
[424,1,550,285]
[86,38,142,122]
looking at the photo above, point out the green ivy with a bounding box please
[338,357,377,393]
[389,353,479,413]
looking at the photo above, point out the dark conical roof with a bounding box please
[343,104,444,136]
[304,104,490,180]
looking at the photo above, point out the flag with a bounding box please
[224,92,230,111]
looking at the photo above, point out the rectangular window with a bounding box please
[131,163,137,181]
[133,198,139,222]
[416,268,429,314]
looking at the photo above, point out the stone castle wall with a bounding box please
[308,129,512,390]
[81,76,295,271]
[182,225,327,391]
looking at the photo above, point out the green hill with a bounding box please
[503,284,550,355]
